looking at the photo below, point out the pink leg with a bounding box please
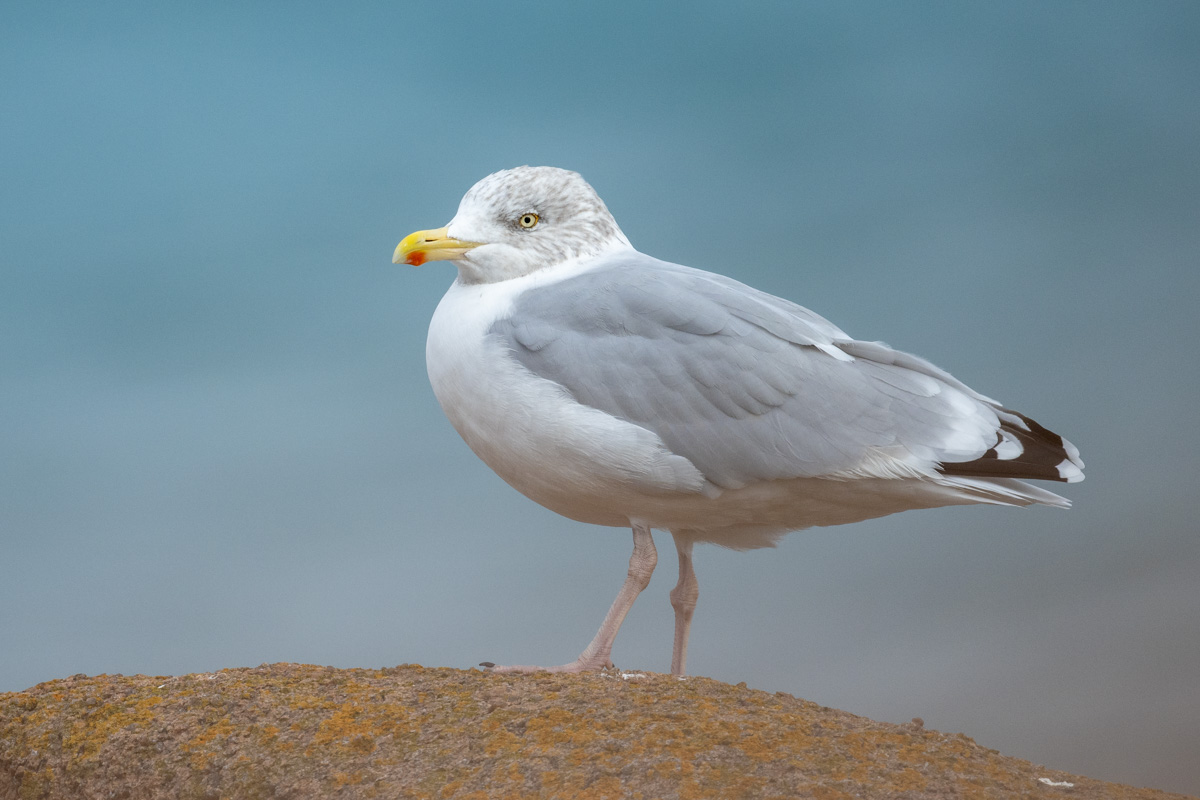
[669,534,698,676]
[488,522,657,674]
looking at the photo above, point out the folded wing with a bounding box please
[491,253,1084,493]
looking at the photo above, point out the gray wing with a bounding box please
[492,252,1081,490]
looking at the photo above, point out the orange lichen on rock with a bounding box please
[0,664,1192,800]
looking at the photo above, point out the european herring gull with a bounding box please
[393,166,1083,676]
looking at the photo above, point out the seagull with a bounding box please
[393,166,1083,677]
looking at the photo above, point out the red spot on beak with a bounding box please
[406,251,427,266]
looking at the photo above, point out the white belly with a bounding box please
[425,273,707,529]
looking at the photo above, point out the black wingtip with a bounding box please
[937,409,1083,483]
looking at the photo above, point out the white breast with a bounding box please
[425,265,707,528]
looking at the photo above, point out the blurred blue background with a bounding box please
[2,1,1198,793]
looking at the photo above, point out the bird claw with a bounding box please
[477,657,615,674]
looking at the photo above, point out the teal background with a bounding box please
[3,2,1198,793]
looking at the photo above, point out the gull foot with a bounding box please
[479,657,615,674]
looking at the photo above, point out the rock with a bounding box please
[0,664,1191,799]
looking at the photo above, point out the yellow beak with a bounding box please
[393,226,483,266]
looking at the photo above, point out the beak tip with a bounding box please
[392,226,472,266]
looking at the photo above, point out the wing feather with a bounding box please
[491,253,1083,489]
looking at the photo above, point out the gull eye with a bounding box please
[518,213,539,229]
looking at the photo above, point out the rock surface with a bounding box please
[0,663,1191,800]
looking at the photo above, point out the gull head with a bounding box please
[395,166,632,284]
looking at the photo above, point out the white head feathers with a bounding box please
[445,166,632,283]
